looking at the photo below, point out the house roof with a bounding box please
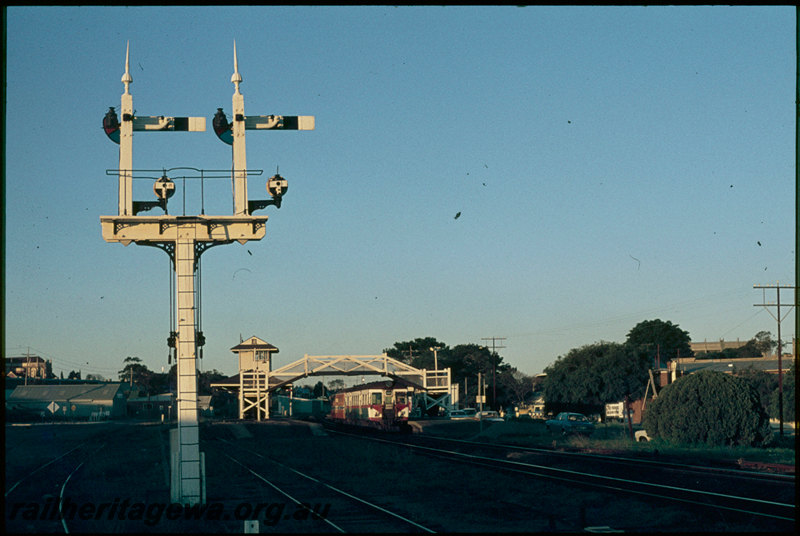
[128,392,174,403]
[230,336,279,352]
[675,357,784,375]
[5,355,47,364]
[7,383,125,402]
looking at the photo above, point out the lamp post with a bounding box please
[430,346,442,371]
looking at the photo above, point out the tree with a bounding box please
[643,370,771,447]
[85,374,106,381]
[384,338,512,409]
[441,343,511,409]
[118,356,153,393]
[198,369,227,396]
[735,367,778,417]
[312,381,325,398]
[498,368,534,407]
[67,370,81,380]
[626,319,693,364]
[751,331,777,357]
[384,337,449,370]
[542,342,650,416]
[149,365,175,395]
[327,379,345,392]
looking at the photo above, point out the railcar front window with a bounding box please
[371,392,382,405]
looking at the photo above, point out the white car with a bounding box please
[635,430,651,442]
[476,410,504,422]
[449,408,477,420]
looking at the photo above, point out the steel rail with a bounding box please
[217,437,436,533]
[221,452,347,533]
[5,442,88,498]
[329,429,795,523]
[406,433,795,482]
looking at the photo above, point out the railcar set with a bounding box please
[328,379,416,432]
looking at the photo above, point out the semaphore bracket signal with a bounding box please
[99,40,314,506]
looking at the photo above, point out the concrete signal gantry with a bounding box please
[100,42,314,505]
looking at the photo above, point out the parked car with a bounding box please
[634,430,651,442]
[545,412,595,436]
[476,410,504,422]
[449,408,477,420]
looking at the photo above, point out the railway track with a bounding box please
[203,431,437,533]
[5,422,171,534]
[325,425,795,527]
[5,439,104,534]
[6,420,794,532]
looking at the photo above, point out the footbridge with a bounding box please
[235,354,457,420]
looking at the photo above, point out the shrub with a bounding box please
[643,370,772,447]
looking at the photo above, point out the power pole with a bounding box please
[477,372,483,412]
[481,337,506,410]
[404,344,419,364]
[754,283,796,438]
[25,348,30,386]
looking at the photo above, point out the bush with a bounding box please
[643,370,772,447]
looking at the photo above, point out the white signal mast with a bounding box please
[100,42,314,505]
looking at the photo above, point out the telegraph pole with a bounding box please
[481,337,506,410]
[404,345,419,364]
[754,283,796,438]
[25,348,30,386]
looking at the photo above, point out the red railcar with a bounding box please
[329,379,415,431]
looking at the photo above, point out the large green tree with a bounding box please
[643,370,772,447]
[444,343,512,408]
[735,366,778,418]
[198,369,227,396]
[626,319,693,364]
[118,356,153,393]
[385,339,511,409]
[542,341,650,416]
[384,337,449,370]
[752,330,777,356]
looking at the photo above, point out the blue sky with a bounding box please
[4,6,796,381]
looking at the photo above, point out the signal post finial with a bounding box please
[231,40,242,94]
[122,41,133,94]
